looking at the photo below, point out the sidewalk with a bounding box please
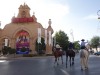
[0,54,24,60]
[0,54,54,60]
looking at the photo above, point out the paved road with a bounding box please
[0,54,100,75]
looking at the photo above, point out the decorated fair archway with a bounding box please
[16,30,30,54]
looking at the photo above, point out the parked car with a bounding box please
[94,51,100,56]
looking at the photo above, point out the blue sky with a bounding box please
[0,0,100,42]
[67,0,100,42]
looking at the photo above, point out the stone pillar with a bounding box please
[29,37,37,54]
[46,42,52,54]
[0,42,2,50]
[11,38,16,48]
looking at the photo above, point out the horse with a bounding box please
[52,47,64,66]
[80,44,90,70]
[65,42,76,68]
[65,49,75,68]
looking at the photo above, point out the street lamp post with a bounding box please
[97,10,100,30]
[97,10,100,44]
[97,10,100,19]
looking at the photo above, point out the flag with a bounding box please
[45,29,47,44]
[54,36,56,47]
[37,28,41,43]
[5,39,8,46]
[51,37,53,46]
[0,21,1,26]
[49,31,51,45]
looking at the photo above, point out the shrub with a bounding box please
[23,54,35,57]
[9,48,16,54]
[21,47,27,52]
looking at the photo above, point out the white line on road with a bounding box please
[60,69,70,75]
[0,60,7,62]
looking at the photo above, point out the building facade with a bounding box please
[0,3,54,54]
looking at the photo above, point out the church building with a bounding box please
[0,3,54,54]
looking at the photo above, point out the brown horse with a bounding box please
[53,48,63,65]
[66,49,75,68]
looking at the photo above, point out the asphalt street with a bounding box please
[0,54,100,75]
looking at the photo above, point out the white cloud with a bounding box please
[0,0,70,30]
[83,14,98,20]
[29,3,70,34]
[33,3,70,29]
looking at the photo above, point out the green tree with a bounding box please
[54,30,69,51]
[21,47,27,52]
[90,36,100,52]
[35,37,46,54]
[74,41,80,52]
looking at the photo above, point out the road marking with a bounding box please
[60,69,70,75]
[0,60,7,62]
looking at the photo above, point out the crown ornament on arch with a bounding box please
[11,3,38,23]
